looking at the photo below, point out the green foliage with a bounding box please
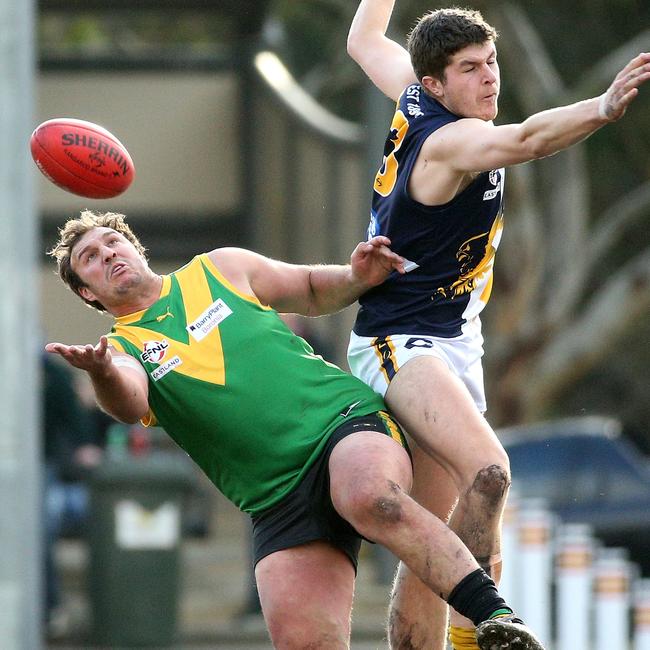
[38,10,239,56]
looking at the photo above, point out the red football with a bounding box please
[30,118,135,199]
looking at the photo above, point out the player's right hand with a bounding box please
[45,335,113,375]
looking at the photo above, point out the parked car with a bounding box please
[498,416,650,575]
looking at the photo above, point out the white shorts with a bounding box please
[347,318,487,413]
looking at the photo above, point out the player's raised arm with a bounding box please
[348,0,417,102]
[429,52,650,174]
[208,237,404,317]
[45,336,149,424]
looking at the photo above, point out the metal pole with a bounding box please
[634,578,650,650]
[0,0,40,648]
[516,499,554,648]
[499,488,520,606]
[555,523,595,650]
[594,547,633,650]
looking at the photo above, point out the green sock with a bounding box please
[489,608,513,619]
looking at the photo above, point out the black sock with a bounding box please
[446,568,513,627]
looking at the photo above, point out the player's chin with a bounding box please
[478,94,498,116]
[480,104,498,122]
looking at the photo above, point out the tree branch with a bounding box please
[524,246,650,415]
[568,29,650,101]
[491,2,565,111]
[587,180,650,271]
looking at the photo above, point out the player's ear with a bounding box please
[422,75,443,98]
[78,286,97,302]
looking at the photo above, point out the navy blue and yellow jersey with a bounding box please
[353,84,505,338]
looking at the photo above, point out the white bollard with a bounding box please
[555,523,595,650]
[499,488,519,606]
[517,499,554,647]
[594,547,632,650]
[634,578,650,650]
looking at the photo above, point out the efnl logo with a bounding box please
[140,340,170,364]
[140,339,181,381]
[186,299,232,342]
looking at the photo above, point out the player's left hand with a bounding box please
[350,235,405,288]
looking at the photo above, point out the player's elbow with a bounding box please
[122,405,148,424]
[346,32,364,65]
[126,399,150,424]
[346,24,375,67]
[103,406,144,426]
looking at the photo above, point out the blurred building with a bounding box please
[37,1,372,368]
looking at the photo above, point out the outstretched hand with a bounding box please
[599,52,650,122]
[350,235,405,288]
[45,335,113,375]
[45,335,149,423]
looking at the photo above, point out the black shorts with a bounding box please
[251,411,409,573]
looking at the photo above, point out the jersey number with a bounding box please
[374,109,409,198]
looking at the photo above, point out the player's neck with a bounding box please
[109,272,163,318]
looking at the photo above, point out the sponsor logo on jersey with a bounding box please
[484,169,502,199]
[187,299,233,341]
[140,339,169,364]
[367,212,379,239]
[405,85,424,117]
[156,307,174,322]
[339,400,361,418]
[151,355,182,382]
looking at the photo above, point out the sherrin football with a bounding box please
[30,118,135,199]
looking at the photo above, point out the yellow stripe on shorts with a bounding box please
[371,336,400,385]
[377,410,406,448]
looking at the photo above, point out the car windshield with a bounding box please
[506,434,650,506]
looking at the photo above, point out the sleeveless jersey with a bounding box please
[107,254,385,515]
[353,83,505,339]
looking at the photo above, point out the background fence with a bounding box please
[501,492,650,650]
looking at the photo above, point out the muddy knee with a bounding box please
[349,479,406,538]
[372,480,405,523]
[469,464,511,507]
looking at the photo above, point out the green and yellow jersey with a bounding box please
[107,254,386,515]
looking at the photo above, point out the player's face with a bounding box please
[71,227,151,310]
[427,41,500,121]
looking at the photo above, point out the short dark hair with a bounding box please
[48,210,147,312]
[407,7,498,82]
